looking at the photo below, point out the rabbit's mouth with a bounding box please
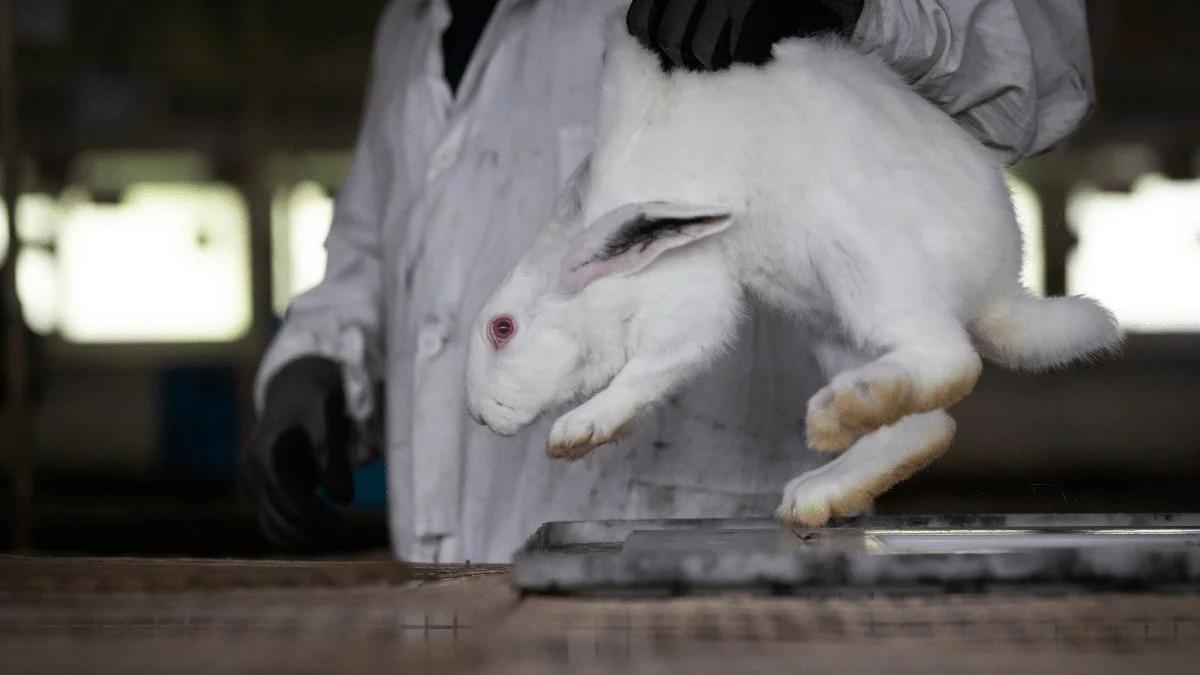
[472,398,536,436]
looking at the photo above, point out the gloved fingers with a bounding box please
[654,0,705,69]
[313,393,353,505]
[240,456,318,551]
[238,451,318,551]
[626,0,666,51]
[260,446,348,552]
[728,0,776,65]
[780,2,844,38]
[241,428,347,552]
[691,0,733,70]
[257,485,343,552]
[630,0,855,71]
[315,436,354,505]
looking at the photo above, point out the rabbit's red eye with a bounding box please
[487,315,516,349]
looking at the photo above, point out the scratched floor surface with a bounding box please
[2,555,1198,673]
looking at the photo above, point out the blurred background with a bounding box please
[0,0,1197,557]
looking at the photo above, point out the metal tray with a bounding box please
[513,514,1200,596]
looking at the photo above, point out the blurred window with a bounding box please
[50,183,252,342]
[1068,174,1200,332]
[1007,175,1045,296]
[271,181,333,316]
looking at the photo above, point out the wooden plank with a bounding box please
[4,556,1200,673]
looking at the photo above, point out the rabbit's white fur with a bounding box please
[465,24,1120,526]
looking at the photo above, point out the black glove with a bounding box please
[627,0,864,71]
[238,356,354,551]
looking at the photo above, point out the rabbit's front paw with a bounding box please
[776,466,873,528]
[547,399,636,460]
[806,362,912,452]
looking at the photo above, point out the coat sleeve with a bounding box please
[850,0,1094,164]
[254,1,407,456]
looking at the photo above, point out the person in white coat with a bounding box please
[240,0,1094,562]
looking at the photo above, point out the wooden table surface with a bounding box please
[3,555,1199,673]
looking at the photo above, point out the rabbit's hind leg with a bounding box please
[806,339,874,453]
[806,319,980,452]
[778,410,955,527]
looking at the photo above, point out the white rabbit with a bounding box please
[465,23,1120,527]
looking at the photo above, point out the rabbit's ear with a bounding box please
[559,202,732,294]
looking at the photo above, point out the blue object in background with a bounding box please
[162,367,240,483]
[352,462,388,511]
[162,363,387,511]
[312,463,389,512]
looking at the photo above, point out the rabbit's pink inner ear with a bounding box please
[560,256,626,295]
[558,206,732,295]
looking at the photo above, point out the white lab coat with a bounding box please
[256,0,1094,562]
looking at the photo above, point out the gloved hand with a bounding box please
[238,356,354,551]
[627,0,864,71]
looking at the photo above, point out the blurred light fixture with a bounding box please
[56,183,252,342]
[14,192,59,244]
[1068,174,1200,332]
[271,180,332,316]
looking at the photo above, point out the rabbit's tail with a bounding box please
[971,291,1122,371]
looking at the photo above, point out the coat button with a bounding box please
[417,326,446,357]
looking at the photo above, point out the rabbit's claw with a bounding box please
[776,468,870,528]
[547,400,636,460]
